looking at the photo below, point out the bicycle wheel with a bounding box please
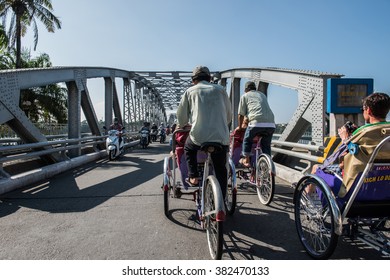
[163,184,171,217]
[294,177,339,259]
[225,161,237,215]
[163,157,173,217]
[204,175,224,260]
[256,156,275,205]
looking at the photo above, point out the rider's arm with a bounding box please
[236,95,247,131]
[237,114,245,131]
[177,91,189,128]
[223,89,232,126]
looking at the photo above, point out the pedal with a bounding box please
[174,188,182,198]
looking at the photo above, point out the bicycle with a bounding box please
[162,129,229,259]
[230,132,276,205]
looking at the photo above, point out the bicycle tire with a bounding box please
[204,175,224,260]
[256,155,275,205]
[163,157,173,218]
[225,161,237,215]
[294,177,339,259]
[163,182,171,217]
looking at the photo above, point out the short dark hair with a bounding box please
[245,81,256,91]
[192,74,211,82]
[362,92,390,119]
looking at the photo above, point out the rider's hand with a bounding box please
[338,126,349,141]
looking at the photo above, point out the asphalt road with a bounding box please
[0,138,387,260]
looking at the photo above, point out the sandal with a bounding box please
[185,177,199,187]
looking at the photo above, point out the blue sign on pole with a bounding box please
[327,78,374,114]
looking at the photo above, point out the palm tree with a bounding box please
[0,0,61,68]
[0,23,14,69]
[19,50,67,123]
[0,23,7,48]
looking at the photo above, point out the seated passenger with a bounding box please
[312,92,390,198]
[171,125,191,189]
[311,121,358,178]
[340,93,390,197]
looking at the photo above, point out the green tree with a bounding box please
[0,0,61,68]
[19,50,67,123]
[0,23,14,69]
[0,23,7,47]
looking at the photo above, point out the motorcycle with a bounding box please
[159,128,166,143]
[150,129,158,142]
[104,128,124,160]
[140,129,150,148]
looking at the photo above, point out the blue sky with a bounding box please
[23,0,390,123]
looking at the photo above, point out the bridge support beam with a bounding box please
[112,82,123,125]
[66,81,81,158]
[80,84,105,150]
[230,78,241,129]
[104,77,114,129]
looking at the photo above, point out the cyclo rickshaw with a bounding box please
[161,128,237,259]
[293,127,390,259]
[229,128,276,205]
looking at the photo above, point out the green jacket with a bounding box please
[177,81,232,146]
[238,90,275,125]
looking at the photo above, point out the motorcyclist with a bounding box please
[166,124,170,135]
[109,117,124,144]
[159,123,165,135]
[151,123,158,142]
[159,123,166,142]
[139,122,151,143]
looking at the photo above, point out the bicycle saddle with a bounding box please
[200,142,223,153]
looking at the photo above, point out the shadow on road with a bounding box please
[0,143,170,217]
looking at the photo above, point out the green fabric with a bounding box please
[238,90,275,124]
[176,81,232,146]
[352,121,390,136]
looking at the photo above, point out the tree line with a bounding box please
[0,0,66,123]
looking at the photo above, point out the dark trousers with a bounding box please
[184,137,229,198]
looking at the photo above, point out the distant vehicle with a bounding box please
[103,127,125,160]
[140,129,150,148]
[151,128,158,142]
[159,127,166,143]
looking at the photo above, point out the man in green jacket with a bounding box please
[177,66,232,198]
[236,81,275,167]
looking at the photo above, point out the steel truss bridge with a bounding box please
[0,66,345,193]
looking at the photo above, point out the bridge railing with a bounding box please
[0,134,326,176]
[272,140,325,161]
[0,134,139,178]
